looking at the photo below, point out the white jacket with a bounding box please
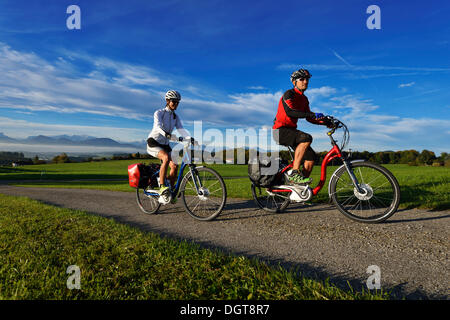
[147,106,189,145]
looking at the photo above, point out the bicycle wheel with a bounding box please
[251,183,290,213]
[136,187,160,214]
[180,167,227,221]
[329,161,400,223]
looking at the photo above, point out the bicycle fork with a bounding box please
[340,160,365,194]
[188,166,204,196]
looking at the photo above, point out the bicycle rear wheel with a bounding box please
[251,183,290,213]
[180,167,227,221]
[329,161,400,223]
[136,188,160,214]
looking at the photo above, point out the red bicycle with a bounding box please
[250,116,400,223]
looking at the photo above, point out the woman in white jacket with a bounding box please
[147,90,189,195]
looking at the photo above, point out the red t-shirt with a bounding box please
[273,87,320,129]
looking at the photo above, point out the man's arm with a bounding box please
[282,93,315,119]
[283,102,315,119]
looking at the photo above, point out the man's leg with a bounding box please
[292,141,311,172]
[288,130,315,184]
[302,160,314,178]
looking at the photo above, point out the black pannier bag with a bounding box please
[248,154,285,188]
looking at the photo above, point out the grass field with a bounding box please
[0,193,388,300]
[1,160,449,210]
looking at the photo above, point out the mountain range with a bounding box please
[0,133,145,149]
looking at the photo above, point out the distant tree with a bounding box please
[438,152,449,162]
[32,155,46,165]
[399,150,419,164]
[370,152,390,164]
[418,150,436,165]
[52,153,71,164]
[387,151,399,164]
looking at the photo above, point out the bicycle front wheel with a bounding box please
[329,161,400,223]
[251,183,290,213]
[136,187,160,215]
[180,167,227,221]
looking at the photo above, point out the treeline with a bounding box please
[232,149,449,167]
[111,152,152,160]
[51,152,152,163]
[0,152,33,166]
[0,151,26,161]
[292,149,449,167]
[1,149,449,167]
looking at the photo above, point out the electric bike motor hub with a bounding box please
[353,183,373,201]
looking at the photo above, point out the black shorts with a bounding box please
[273,127,317,162]
[147,138,172,153]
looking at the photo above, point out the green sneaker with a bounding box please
[286,170,312,184]
[159,185,170,195]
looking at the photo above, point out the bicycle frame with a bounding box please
[144,142,201,198]
[269,130,357,196]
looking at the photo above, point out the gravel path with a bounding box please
[0,185,448,299]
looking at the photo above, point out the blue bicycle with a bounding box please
[136,137,227,221]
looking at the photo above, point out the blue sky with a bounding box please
[0,0,449,154]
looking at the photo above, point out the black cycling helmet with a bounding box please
[290,69,312,82]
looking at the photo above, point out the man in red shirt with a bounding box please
[273,69,330,184]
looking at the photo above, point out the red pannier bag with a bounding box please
[128,163,143,188]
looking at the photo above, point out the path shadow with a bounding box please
[385,213,450,224]
[98,215,448,300]
[219,198,450,225]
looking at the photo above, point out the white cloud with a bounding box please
[0,43,165,121]
[0,116,147,141]
[0,43,448,154]
[247,86,267,90]
[399,82,415,88]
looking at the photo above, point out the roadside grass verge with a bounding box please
[3,162,449,210]
[0,194,388,300]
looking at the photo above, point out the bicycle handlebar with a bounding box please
[168,135,199,147]
[323,115,350,150]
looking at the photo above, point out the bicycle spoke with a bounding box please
[339,193,357,206]
[205,179,220,189]
[209,187,224,196]
[207,197,221,206]
[371,194,390,208]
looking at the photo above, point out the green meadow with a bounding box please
[0,193,388,300]
[1,160,449,210]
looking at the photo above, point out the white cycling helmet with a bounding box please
[165,90,181,101]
